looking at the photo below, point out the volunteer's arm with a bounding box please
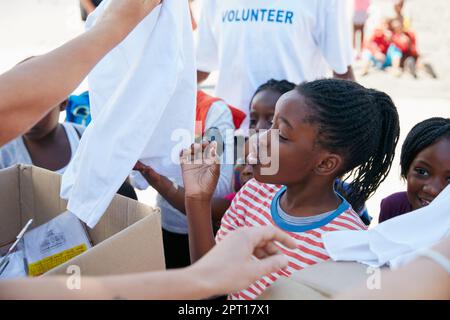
[0,226,295,300]
[333,66,356,81]
[197,70,210,84]
[134,162,230,224]
[0,0,161,146]
[336,236,450,300]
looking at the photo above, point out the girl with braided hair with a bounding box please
[379,117,450,223]
[249,79,296,131]
[180,78,400,300]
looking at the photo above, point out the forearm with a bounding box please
[153,176,188,214]
[0,0,161,146]
[333,66,355,81]
[186,199,216,263]
[0,267,216,300]
[0,25,126,145]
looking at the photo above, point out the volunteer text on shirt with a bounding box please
[222,9,294,24]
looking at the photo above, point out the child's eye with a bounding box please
[278,134,288,142]
[414,168,429,176]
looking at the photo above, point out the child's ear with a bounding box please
[59,99,68,112]
[315,153,343,176]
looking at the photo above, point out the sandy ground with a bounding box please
[0,0,449,226]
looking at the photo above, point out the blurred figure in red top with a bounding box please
[361,19,401,76]
[390,18,437,79]
[353,0,371,59]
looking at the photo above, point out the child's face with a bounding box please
[25,102,65,140]
[406,138,450,210]
[249,90,342,186]
[250,89,283,131]
[391,19,403,34]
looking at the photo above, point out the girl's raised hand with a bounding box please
[180,142,221,201]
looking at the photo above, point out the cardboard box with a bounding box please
[0,164,165,277]
[258,261,385,300]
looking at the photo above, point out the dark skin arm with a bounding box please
[134,162,231,226]
[333,66,355,81]
[180,142,222,263]
[197,70,210,84]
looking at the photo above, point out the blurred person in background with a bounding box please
[353,0,371,59]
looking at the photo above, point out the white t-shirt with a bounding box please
[0,122,85,174]
[61,0,196,228]
[196,0,353,130]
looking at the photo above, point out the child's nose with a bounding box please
[423,178,445,198]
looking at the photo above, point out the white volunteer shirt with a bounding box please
[196,0,353,131]
[61,0,196,228]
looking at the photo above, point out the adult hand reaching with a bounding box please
[191,226,296,296]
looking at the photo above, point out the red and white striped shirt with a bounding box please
[216,179,367,300]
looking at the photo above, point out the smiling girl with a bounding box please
[379,117,450,223]
[181,79,400,300]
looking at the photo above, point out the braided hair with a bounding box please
[250,79,296,107]
[296,79,400,211]
[400,117,450,178]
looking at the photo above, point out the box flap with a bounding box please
[291,261,371,298]
[88,194,159,245]
[0,165,21,247]
[257,277,328,300]
[19,165,68,229]
[260,261,376,300]
[46,213,165,276]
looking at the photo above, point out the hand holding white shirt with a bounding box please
[61,0,196,228]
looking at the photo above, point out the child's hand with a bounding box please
[180,142,220,201]
[133,161,162,186]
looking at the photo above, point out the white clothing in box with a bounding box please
[61,0,196,228]
[323,185,450,268]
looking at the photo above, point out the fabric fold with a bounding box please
[323,185,450,268]
[61,0,196,228]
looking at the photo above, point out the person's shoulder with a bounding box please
[382,192,409,206]
[240,179,282,199]
[379,191,411,223]
[339,206,368,230]
[64,122,86,137]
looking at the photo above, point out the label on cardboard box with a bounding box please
[24,211,92,277]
